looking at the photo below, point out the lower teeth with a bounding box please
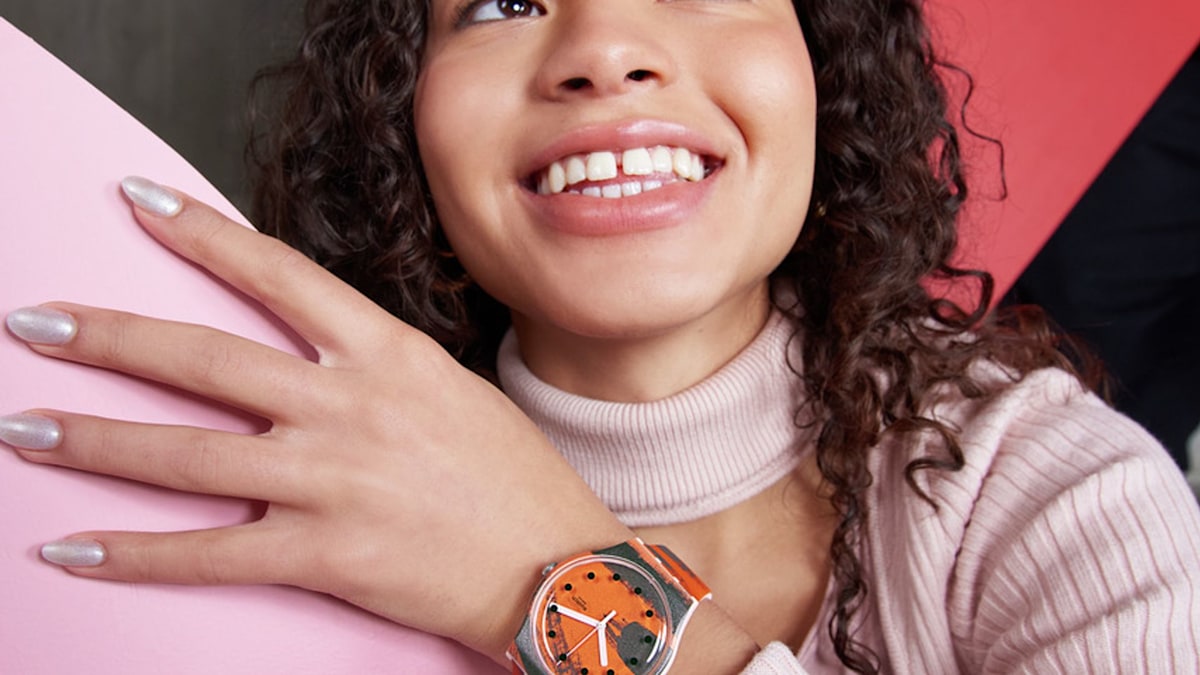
[559,179,669,198]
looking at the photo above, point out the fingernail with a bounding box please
[0,413,63,450]
[6,306,77,345]
[121,176,182,217]
[41,539,106,567]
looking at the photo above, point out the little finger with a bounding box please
[39,523,304,588]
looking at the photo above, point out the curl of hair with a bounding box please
[787,1,1095,670]
[249,0,507,369]
[249,1,1094,672]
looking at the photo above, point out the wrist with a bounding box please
[475,521,636,664]
[668,601,759,674]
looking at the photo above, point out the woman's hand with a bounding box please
[1,177,632,663]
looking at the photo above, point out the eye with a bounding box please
[458,0,546,26]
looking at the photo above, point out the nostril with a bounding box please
[627,69,653,82]
[563,77,590,91]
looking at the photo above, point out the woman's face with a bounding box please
[415,0,816,344]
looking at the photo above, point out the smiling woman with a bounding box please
[4,0,1200,673]
[416,0,814,398]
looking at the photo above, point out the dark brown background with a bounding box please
[1,1,301,211]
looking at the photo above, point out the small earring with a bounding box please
[812,202,828,218]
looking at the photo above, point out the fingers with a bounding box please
[120,177,396,358]
[42,523,303,588]
[11,304,325,424]
[10,412,299,502]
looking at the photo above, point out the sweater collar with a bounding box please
[496,309,812,527]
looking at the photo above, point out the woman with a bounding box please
[3,0,1198,672]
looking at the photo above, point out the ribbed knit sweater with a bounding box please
[497,311,1200,673]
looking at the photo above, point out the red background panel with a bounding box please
[925,0,1200,299]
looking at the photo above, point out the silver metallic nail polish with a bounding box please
[0,413,62,450]
[120,176,182,216]
[41,539,106,567]
[6,306,77,345]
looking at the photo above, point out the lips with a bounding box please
[517,121,725,235]
[528,146,720,199]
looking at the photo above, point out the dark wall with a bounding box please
[0,1,302,213]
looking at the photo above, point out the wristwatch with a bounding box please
[507,538,711,675]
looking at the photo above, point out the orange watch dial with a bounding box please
[531,555,673,674]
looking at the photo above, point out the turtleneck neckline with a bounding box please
[496,309,813,527]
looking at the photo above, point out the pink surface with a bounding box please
[0,19,497,675]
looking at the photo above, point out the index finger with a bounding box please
[120,176,397,359]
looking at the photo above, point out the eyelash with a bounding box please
[453,0,547,29]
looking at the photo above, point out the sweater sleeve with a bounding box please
[951,376,1200,673]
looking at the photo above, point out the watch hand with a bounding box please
[553,604,600,627]
[597,611,617,668]
[564,610,618,661]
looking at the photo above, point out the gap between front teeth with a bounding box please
[537,146,708,196]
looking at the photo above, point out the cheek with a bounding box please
[727,28,817,244]
[414,66,525,306]
[711,25,817,165]
[414,64,467,213]
[714,28,816,276]
[415,55,532,225]
[416,67,496,259]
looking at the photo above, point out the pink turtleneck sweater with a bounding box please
[497,311,1200,674]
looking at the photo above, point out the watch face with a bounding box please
[531,555,674,675]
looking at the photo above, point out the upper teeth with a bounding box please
[536,146,709,197]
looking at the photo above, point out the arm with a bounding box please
[4,180,629,660]
[956,388,1200,673]
[2,179,809,673]
[672,604,807,675]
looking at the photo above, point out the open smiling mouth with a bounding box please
[528,146,722,199]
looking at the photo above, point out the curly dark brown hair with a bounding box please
[248,1,1089,671]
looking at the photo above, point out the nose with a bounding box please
[534,4,676,99]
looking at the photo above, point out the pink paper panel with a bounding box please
[0,18,496,675]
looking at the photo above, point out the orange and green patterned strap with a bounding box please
[644,541,712,603]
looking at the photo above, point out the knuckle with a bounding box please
[124,538,234,586]
[124,542,158,583]
[269,368,342,423]
[382,327,453,380]
[187,331,245,387]
[195,544,233,585]
[392,324,442,355]
[254,242,317,307]
[87,419,125,469]
[168,431,224,491]
[313,380,361,421]
[182,210,231,261]
[91,312,134,367]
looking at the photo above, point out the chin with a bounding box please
[517,279,760,343]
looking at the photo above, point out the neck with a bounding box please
[497,302,811,527]
[510,283,771,402]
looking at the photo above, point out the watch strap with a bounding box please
[595,539,712,614]
[645,542,712,603]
